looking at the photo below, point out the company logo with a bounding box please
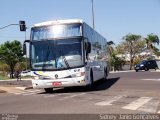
[55,74,58,79]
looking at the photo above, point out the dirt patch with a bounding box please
[0,89,6,93]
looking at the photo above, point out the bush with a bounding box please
[111,53,125,71]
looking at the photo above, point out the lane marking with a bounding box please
[14,90,42,95]
[43,94,57,98]
[16,87,25,90]
[44,93,67,98]
[141,79,160,81]
[123,97,152,110]
[110,70,134,73]
[138,99,159,113]
[23,92,38,95]
[95,95,124,106]
[59,93,86,100]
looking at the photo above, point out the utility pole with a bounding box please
[91,0,95,29]
[25,29,28,70]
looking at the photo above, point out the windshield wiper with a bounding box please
[62,55,70,69]
[59,50,70,69]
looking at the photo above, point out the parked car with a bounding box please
[20,70,31,77]
[135,60,158,72]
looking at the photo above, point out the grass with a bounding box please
[0,72,32,80]
[0,73,9,80]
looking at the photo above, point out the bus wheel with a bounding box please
[103,68,107,81]
[44,88,53,93]
[90,70,94,86]
[86,70,93,90]
[86,70,94,90]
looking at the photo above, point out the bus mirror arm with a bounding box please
[24,40,31,43]
[87,42,91,53]
[23,40,31,55]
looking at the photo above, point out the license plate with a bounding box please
[52,82,62,86]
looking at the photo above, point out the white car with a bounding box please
[21,70,31,77]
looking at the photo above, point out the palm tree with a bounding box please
[107,41,115,55]
[145,33,159,48]
[145,33,159,59]
[122,34,142,70]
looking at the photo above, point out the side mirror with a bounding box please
[87,42,91,53]
[23,43,27,55]
[23,40,31,55]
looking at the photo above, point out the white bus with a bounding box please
[24,19,110,93]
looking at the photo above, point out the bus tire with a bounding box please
[86,70,94,90]
[90,70,94,86]
[103,68,107,81]
[44,88,53,93]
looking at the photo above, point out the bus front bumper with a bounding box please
[32,76,88,89]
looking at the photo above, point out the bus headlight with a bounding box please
[72,72,85,77]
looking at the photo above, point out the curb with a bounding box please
[110,70,135,73]
[151,70,160,72]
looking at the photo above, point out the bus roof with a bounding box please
[33,19,83,27]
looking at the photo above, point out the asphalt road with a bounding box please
[0,71,160,116]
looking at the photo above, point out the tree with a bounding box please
[110,52,125,71]
[0,62,9,75]
[117,34,145,70]
[107,41,115,55]
[145,33,159,58]
[106,41,115,71]
[0,40,24,78]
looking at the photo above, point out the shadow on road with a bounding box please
[42,77,120,94]
[92,77,120,91]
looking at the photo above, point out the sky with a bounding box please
[0,0,160,48]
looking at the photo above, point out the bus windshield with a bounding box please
[31,38,84,70]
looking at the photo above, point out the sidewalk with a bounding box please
[110,70,135,73]
[0,78,32,93]
[110,69,160,73]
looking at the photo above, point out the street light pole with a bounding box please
[91,0,95,29]
[25,29,27,70]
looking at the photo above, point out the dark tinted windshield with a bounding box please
[139,60,147,64]
[31,38,84,70]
